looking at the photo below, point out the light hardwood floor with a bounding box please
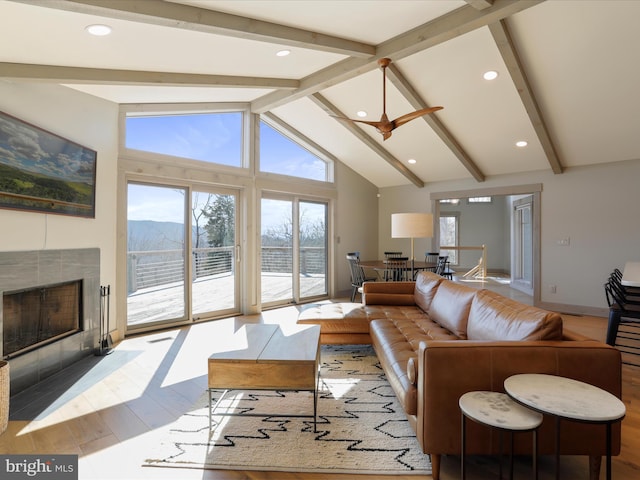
[2,285,639,479]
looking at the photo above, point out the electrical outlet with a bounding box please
[549,284,557,294]
[557,237,570,246]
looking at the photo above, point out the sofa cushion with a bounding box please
[467,289,563,341]
[297,303,370,334]
[427,281,478,339]
[413,271,443,313]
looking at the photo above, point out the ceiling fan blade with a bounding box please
[392,106,443,128]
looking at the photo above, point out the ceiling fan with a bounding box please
[332,57,443,141]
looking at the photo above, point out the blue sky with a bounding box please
[126,113,326,227]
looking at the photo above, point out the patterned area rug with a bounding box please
[144,345,431,475]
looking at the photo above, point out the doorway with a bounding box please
[260,195,328,307]
[432,185,541,303]
[126,182,239,332]
[512,196,534,295]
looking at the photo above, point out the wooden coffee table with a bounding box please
[208,323,321,432]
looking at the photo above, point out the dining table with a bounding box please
[621,261,640,287]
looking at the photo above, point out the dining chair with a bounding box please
[604,274,640,346]
[346,254,376,302]
[424,252,439,272]
[384,256,409,282]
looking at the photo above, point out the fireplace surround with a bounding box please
[0,249,100,394]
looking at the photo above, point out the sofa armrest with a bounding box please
[416,339,622,456]
[362,281,416,305]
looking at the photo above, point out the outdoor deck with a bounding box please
[127,272,326,326]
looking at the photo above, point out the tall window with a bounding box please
[125,112,243,167]
[439,213,459,265]
[259,121,329,181]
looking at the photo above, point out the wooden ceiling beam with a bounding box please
[386,63,486,182]
[0,62,299,89]
[309,93,425,188]
[11,0,375,57]
[489,19,563,174]
[464,0,495,10]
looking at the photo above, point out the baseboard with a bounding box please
[537,301,608,318]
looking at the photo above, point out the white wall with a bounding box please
[379,161,640,314]
[334,161,379,295]
[0,81,118,318]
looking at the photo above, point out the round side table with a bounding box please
[459,391,543,480]
[504,374,626,480]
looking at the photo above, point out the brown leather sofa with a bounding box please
[298,271,622,480]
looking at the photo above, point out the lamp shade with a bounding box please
[391,213,433,238]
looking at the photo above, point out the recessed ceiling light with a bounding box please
[516,140,528,147]
[86,24,112,36]
[356,111,367,118]
[483,70,499,81]
[408,158,417,164]
[276,49,290,57]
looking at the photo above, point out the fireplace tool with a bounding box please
[97,285,113,356]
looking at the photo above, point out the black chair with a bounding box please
[424,252,439,272]
[604,275,640,346]
[384,256,409,282]
[435,255,453,279]
[383,252,403,279]
[346,254,376,302]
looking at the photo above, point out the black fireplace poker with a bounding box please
[96,285,113,356]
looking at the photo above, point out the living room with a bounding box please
[1,1,640,479]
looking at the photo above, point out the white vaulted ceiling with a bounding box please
[1,0,640,188]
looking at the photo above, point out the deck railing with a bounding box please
[127,246,325,293]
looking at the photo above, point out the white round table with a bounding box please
[504,374,626,480]
[459,391,543,480]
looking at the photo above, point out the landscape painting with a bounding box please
[0,111,97,218]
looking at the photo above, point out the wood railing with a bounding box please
[440,245,487,279]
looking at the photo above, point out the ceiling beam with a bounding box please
[488,19,563,174]
[386,63,486,182]
[11,0,375,58]
[252,0,544,113]
[0,62,299,89]
[309,93,425,188]
[464,0,495,10]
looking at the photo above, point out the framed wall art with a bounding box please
[0,111,97,218]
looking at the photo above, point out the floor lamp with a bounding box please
[391,213,433,279]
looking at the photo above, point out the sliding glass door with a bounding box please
[127,182,238,331]
[261,196,328,307]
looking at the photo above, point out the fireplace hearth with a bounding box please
[0,248,100,394]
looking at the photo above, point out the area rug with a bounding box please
[144,345,432,475]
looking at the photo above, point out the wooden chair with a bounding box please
[346,254,376,302]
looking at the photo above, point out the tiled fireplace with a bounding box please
[0,248,100,394]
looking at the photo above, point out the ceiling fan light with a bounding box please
[483,70,499,80]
